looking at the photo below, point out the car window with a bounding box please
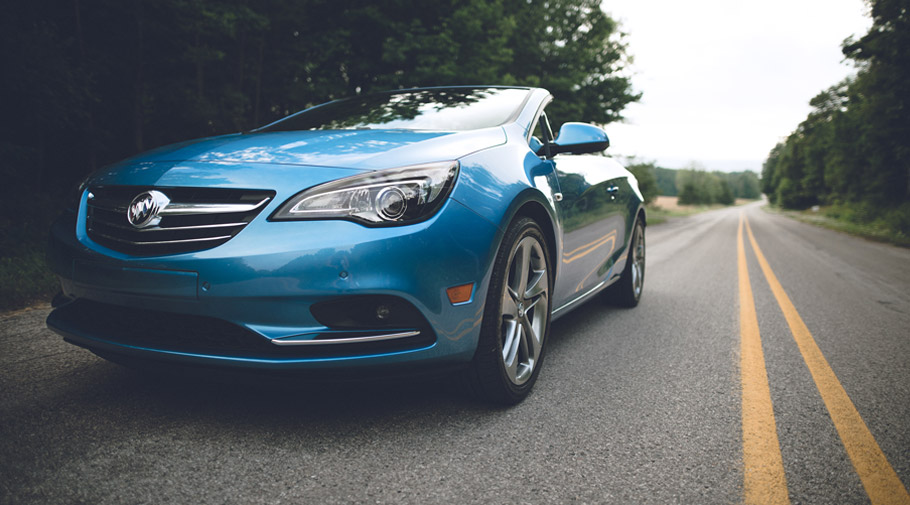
[531,110,556,156]
[258,87,531,132]
[537,111,555,143]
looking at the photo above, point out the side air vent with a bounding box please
[86,186,274,256]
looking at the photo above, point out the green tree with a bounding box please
[502,0,640,128]
[728,171,761,199]
[674,167,743,206]
[717,178,735,205]
[843,0,910,205]
[763,0,909,213]
[654,166,679,196]
[761,143,784,197]
[676,168,716,205]
[626,162,659,205]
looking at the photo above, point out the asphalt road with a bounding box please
[2,202,909,504]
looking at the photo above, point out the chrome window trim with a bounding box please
[525,94,554,144]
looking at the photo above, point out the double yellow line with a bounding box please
[737,212,910,505]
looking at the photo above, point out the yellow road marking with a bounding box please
[744,215,910,505]
[738,213,791,505]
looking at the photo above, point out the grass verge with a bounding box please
[1,192,61,312]
[645,205,710,225]
[0,251,58,312]
[764,202,910,248]
[646,196,755,225]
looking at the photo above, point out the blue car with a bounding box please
[47,86,645,404]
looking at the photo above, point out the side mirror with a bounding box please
[548,122,610,155]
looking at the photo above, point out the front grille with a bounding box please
[86,186,274,256]
[50,300,436,359]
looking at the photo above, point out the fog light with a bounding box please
[310,295,431,332]
[446,283,475,305]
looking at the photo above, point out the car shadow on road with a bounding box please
[19,294,625,434]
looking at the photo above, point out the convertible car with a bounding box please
[47,86,645,404]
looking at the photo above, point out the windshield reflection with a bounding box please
[257,87,530,132]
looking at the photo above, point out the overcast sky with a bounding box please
[601,0,872,172]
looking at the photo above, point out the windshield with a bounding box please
[257,87,531,132]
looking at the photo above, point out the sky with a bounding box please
[601,0,872,173]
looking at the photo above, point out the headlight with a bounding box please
[270,161,459,226]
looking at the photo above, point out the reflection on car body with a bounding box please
[47,86,646,404]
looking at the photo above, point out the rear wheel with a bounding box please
[467,217,551,405]
[607,219,645,307]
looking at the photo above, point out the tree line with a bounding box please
[626,161,761,206]
[760,0,909,235]
[0,0,639,198]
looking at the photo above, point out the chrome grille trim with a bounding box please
[86,199,268,215]
[93,220,248,233]
[85,186,275,256]
[159,199,269,215]
[89,231,235,246]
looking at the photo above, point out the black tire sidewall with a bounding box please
[471,217,553,404]
[620,220,645,306]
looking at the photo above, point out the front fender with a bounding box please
[450,144,562,294]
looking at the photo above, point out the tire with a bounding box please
[607,218,645,307]
[467,217,552,405]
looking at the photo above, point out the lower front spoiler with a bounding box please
[55,327,470,384]
[46,299,469,373]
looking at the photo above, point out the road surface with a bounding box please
[2,202,908,504]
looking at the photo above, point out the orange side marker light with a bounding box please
[446,283,475,305]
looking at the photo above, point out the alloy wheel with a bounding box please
[500,235,549,385]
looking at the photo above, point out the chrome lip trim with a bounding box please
[89,231,233,246]
[270,330,422,346]
[159,198,269,215]
[89,220,247,233]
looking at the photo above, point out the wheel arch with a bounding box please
[636,205,647,229]
[500,191,560,280]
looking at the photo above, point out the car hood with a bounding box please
[124,128,504,168]
[88,128,506,189]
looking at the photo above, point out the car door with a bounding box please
[531,112,630,309]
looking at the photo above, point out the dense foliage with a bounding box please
[761,0,909,235]
[0,0,639,197]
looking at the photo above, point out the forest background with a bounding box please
[1,0,905,309]
[759,0,909,241]
[0,0,642,309]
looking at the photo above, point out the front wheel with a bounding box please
[467,217,552,405]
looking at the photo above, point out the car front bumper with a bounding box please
[47,196,501,371]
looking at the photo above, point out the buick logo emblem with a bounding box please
[127,190,170,229]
